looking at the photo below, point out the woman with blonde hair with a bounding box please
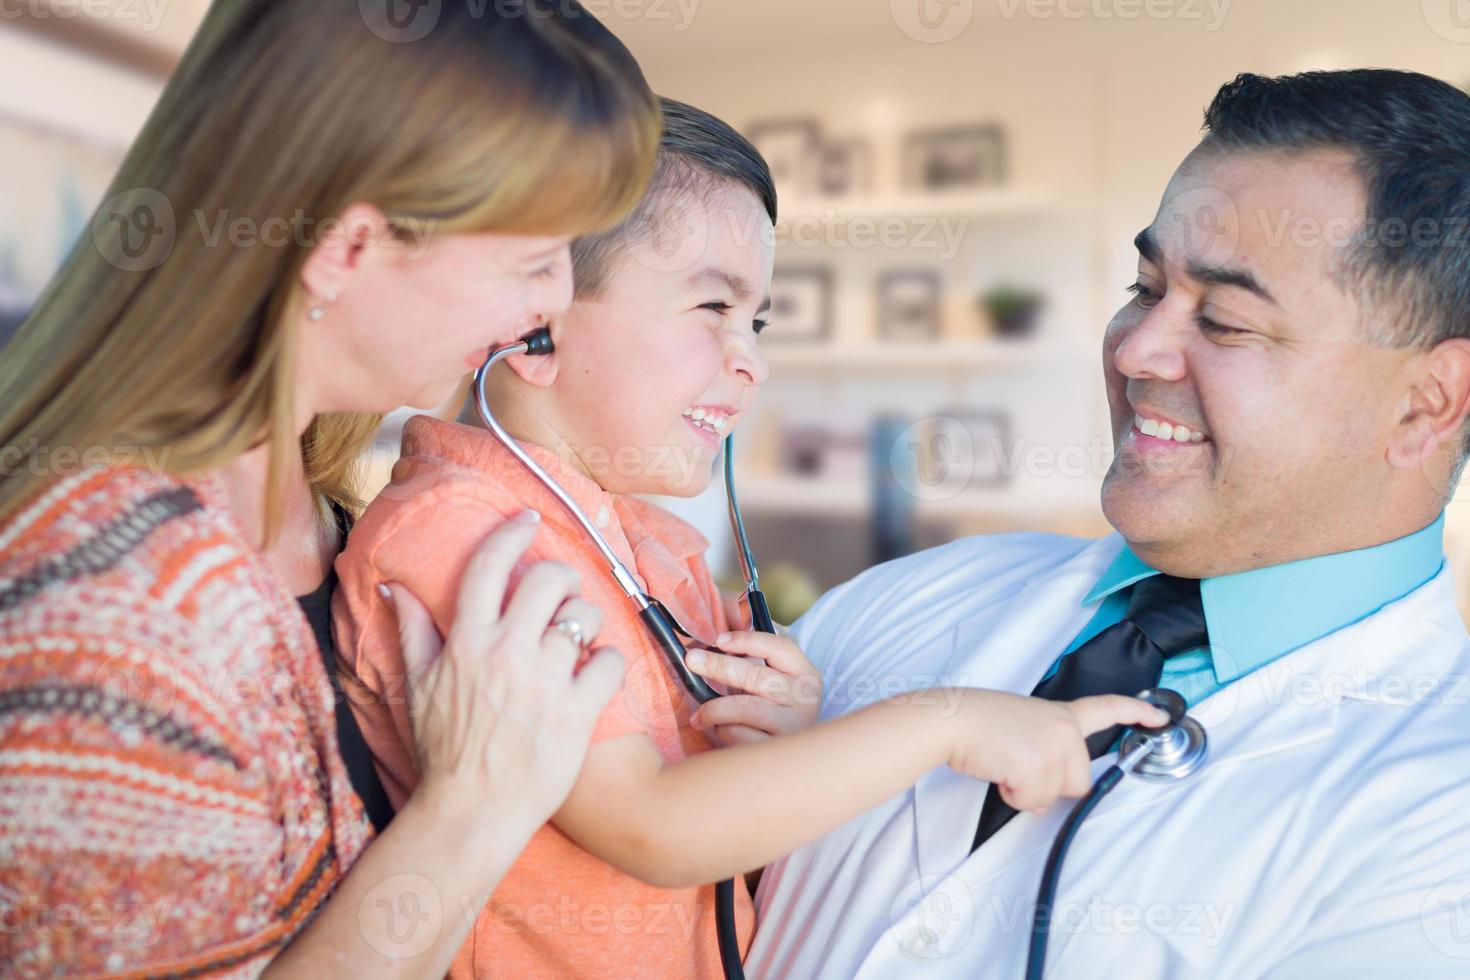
[0,1,659,975]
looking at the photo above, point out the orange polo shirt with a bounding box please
[333,414,755,979]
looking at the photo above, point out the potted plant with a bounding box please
[979,283,1046,339]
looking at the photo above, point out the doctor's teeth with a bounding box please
[1134,413,1209,443]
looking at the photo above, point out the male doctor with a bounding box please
[745,69,1470,978]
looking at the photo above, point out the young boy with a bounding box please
[333,98,1163,979]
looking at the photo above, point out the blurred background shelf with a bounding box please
[762,340,1096,373]
[777,189,1070,223]
[731,473,1101,522]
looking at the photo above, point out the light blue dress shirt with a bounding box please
[1044,514,1448,706]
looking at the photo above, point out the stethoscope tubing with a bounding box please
[474,334,763,980]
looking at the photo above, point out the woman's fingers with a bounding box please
[447,511,544,641]
[540,598,605,674]
[382,582,443,688]
[500,560,583,653]
[568,646,626,721]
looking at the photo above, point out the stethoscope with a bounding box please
[474,331,1209,980]
[474,328,760,980]
[1026,687,1208,979]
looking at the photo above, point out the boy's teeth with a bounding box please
[1134,413,1209,443]
[683,407,729,434]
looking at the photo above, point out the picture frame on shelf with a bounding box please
[767,266,834,343]
[809,138,874,198]
[924,410,1015,492]
[903,124,1008,192]
[747,118,822,200]
[876,269,943,343]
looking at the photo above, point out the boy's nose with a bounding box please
[727,333,769,387]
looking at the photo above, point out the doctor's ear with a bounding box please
[1387,337,1470,469]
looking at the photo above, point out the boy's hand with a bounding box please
[685,630,823,745]
[945,691,1169,814]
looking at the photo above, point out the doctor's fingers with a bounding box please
[1064,694,1169,737]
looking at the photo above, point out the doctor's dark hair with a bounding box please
[1201,70,1470,353]
[570,97,777,297]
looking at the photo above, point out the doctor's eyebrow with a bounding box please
[1133,227,1280,307]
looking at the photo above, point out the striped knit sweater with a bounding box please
[0,466,373,977]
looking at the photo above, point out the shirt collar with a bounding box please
[399,414,709,563]
[1083,514,1447,686]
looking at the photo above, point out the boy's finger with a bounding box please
[1067,695,1170,737]
[691,694,782,733]
[713,630,808,676]
[687,650,791,704]
[712,724,770,747]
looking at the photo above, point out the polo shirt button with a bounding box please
[596,505,611,529]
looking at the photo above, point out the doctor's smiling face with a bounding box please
[1101,72,1470,578]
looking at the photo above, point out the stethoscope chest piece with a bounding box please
[1117,688,1208,782]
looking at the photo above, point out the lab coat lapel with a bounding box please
[911,534,1127,883]
[878,567,1467,979]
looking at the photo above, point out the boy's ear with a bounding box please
[502,347,560,388]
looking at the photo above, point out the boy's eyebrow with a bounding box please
[687,268,756,304]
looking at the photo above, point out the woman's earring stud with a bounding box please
[307,292,337,322]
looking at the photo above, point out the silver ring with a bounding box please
[551,618,588,650]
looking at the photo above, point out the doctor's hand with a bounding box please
[945,691,1169,815]
[686,630,824,745]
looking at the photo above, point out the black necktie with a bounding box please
[969,574,1208,852]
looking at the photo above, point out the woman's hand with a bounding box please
[383,510,626,846]
[943,691,1168,814]
[686,630,823,745]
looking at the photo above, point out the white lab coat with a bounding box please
[748,531,1470,979]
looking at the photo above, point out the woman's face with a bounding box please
[301,207,576,417]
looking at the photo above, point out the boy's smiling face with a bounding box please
[538,182,774,497]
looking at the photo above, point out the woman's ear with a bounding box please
[299,202,391,305]
[1388,338,1470,469]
